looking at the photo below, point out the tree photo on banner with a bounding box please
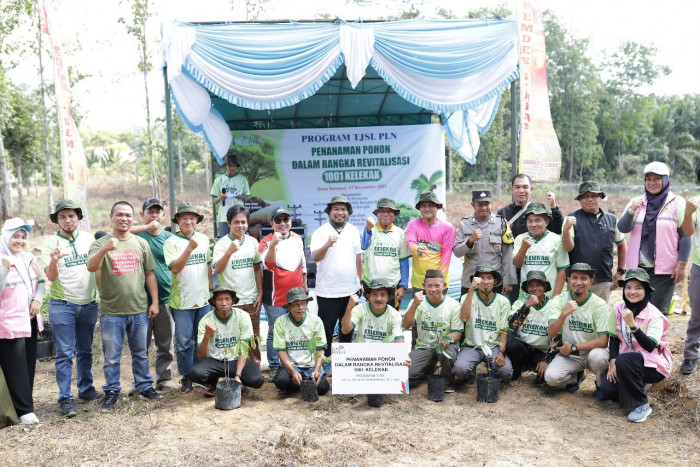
[232,124,446,238]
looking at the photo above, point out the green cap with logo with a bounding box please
[50,199,83,224]
[373,198,400,215]
[415,192,443,210]
[284,287,314,307]
[172,202,204,224]
[325,195,353,215]
[469,265,502,286]
[208,284,239,306]
[565,262,596,277]
[364,279,393,297]
[523,201,551,220]
[575,181,606,201]
[617,268,654,291]
[521,270,552,293]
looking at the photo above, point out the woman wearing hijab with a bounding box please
[599,269,671,423]
[0,218,45,424]
[617,161,690,315]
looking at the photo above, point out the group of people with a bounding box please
[0,157,698,426]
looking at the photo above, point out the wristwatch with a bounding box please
[617,268,626,275]
[235,373,242,378]
[571,344,579,356]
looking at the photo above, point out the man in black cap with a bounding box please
[561,181,627,303]
[453,190,516,296]
[210,149,251,237]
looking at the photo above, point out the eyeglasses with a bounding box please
[274,217,291,224]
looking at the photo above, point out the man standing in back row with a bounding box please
[211,150,251,238]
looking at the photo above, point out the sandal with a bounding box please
[508,378,523,388]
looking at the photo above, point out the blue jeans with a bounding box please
[264,304,288,369]
[49,299,98,401]
[101,313,153,393]
[172,305,211,376]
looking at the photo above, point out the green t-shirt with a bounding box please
[163,231,212,310]
[691,205,700,266]
[136,230,172,304]
[272,313,326,368]
[461,293,510,348]
[42,231,96,305]
[210,173,251,222]
[512,298,552,351]
[409,295,464,350]
[350,303,404,343]
[213,234,261,305]
[89,234,155,316]
[197,308,253,361]
[548,291,612,345]
[362,224,410,286]
[514,231,569,298]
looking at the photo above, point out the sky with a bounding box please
[6,0,699,133]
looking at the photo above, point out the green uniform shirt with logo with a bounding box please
[460,293,510,348]
[213,234,261,305]
[42,231,96,305]
[136,230,172,304]
[88,234,155,316]
[514,231,569,298]
[512,298,553,351]
[272,313,327,368]
[691,206,700,266]
[362,224,410,286]
[163,231,212,310]
[210,173,251,223]
[350,302,404,343]
[409,295,464,350]
[548,291,612,344]
[197,307,253,361]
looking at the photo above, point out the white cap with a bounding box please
[643,161,670,177]
[1,217,32,234]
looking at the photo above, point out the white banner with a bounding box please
[230,124,445,235]
[331,343,409,395]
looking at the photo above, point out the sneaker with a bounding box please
[139,388,164,401]
[192,381,207,390]
[156,380,178,391]
[628,403,652,423]
[680,358,698,375]
[78,387,102,402]
[565,371,587,393]
[127,386,139,397]
[204,384,217,397]
[180,376,193,393]
[59,399,78,418]
[99,390,120,413]
[19,412,40,424]
[594,383,606,401]
[268,366,279,383]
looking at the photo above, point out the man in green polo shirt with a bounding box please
[189,285,264,397]
[211,151,251,238]
[341,280,405,343]
[545,263,612,393]
[272,288,330,395]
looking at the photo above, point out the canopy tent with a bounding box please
[161,19,520,166]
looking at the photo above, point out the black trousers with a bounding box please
[189,357,264,389]
[599,352,665,408]
[0,337,33,416]
[316,296,354,357]
[273,366,330,395]
[505,338,547,380]
[27,318,38,391]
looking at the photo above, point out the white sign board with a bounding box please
[331,343,409,395]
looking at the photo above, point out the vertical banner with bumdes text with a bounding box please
[43,5,90,231]
[516,0,561,181]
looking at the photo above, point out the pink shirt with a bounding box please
[405,218,455,288]
[0,249,44,339]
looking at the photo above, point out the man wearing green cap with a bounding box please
[545,263,611,393]
[310,195,362,366]
[163,202,213,393]
[341,281,405,344]
[561,181,627,303]
[211,150,251,238]
[272,287,330,395]
[513,202,569,299]
[361,198,410,305]
[453,266,513,383]
[43,200,99,417]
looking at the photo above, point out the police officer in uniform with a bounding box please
[453,190,516,296]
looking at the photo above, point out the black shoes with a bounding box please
[59,399,77,418]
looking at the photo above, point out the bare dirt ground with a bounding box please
[4,187,700,465]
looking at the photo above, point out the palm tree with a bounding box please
[410,170,444,201]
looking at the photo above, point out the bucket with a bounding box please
[427,374,445,402]
[300,377,319,402]
[476,374,500,403]
[215,378,241,410]
[367,394,385,407]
